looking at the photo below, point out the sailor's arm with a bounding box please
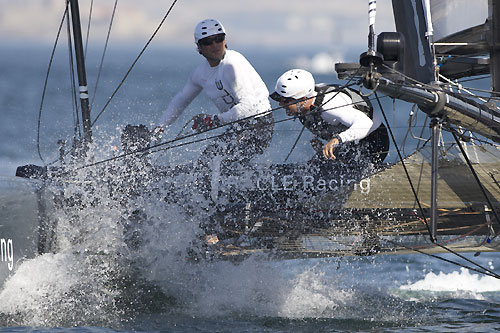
[323,112,373,159]
[322,95,374,159]
[158,75,202,127]
[217,98,256,123]
[336,111,373,143]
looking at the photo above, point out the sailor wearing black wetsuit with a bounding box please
[270,69,389,166]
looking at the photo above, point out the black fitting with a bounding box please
[359,50,384,68]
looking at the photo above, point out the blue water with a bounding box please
[1,43,500,332]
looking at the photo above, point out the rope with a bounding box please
[91,0,179,126]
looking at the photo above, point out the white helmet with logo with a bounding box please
[194,19,226,43]
[271,69,316,101]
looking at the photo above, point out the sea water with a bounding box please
[1,44,500,332]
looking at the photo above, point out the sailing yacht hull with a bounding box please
[195,144,500,260]
[9,136,500,267]
[0,176,50,289]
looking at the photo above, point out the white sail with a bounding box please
[430,0,488,41]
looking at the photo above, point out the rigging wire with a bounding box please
[37,1,70,164]
[44,59,500,277]
[381,63,500,102]
[414,112,429,147]
[435,242,500,279]
[67,96,395,174]
[452,132,500,197]
[451,130,500,230]
[399,105,432,213]
[91,0,179,126]
[374,92,435,242]
[401,77,500,102]
[55,84,373,173]
[374,57,500,278]
[90,0,119,111]
[283,125,305,163]
[385,239,500,280]
[42,0,118,167]
[31,2,500,275]
[401,104,416,156]
[84,0,94,58]
[439,74,491,104]
[59,112,295,173]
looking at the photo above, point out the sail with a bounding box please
[430,0,488,42]
[391,0,434,83]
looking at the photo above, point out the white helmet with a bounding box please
[271,69,316,101]
[194,19,226,43]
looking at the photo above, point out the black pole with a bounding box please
[69,0,92,144]
[490,0,500,93]
[430,118,439,241]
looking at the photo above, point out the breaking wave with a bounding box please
[400,267,500,294]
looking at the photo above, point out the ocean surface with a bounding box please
[1,43,500,332]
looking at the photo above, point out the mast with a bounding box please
[490,0,500,93]
[359,0,440,243]
[359,0,383,72]
[69,0,92,145]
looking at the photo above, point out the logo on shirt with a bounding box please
[216,80,236,107]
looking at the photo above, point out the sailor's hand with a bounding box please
[323,137,341,160]
[192,114,220,133]
[310,137,323,154]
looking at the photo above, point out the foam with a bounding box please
[400,267,500,293]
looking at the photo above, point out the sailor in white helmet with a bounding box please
[157,19,273,167]
[270,69,389,165]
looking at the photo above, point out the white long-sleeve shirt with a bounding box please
[319,90,381,143]
[159,49,271,126]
